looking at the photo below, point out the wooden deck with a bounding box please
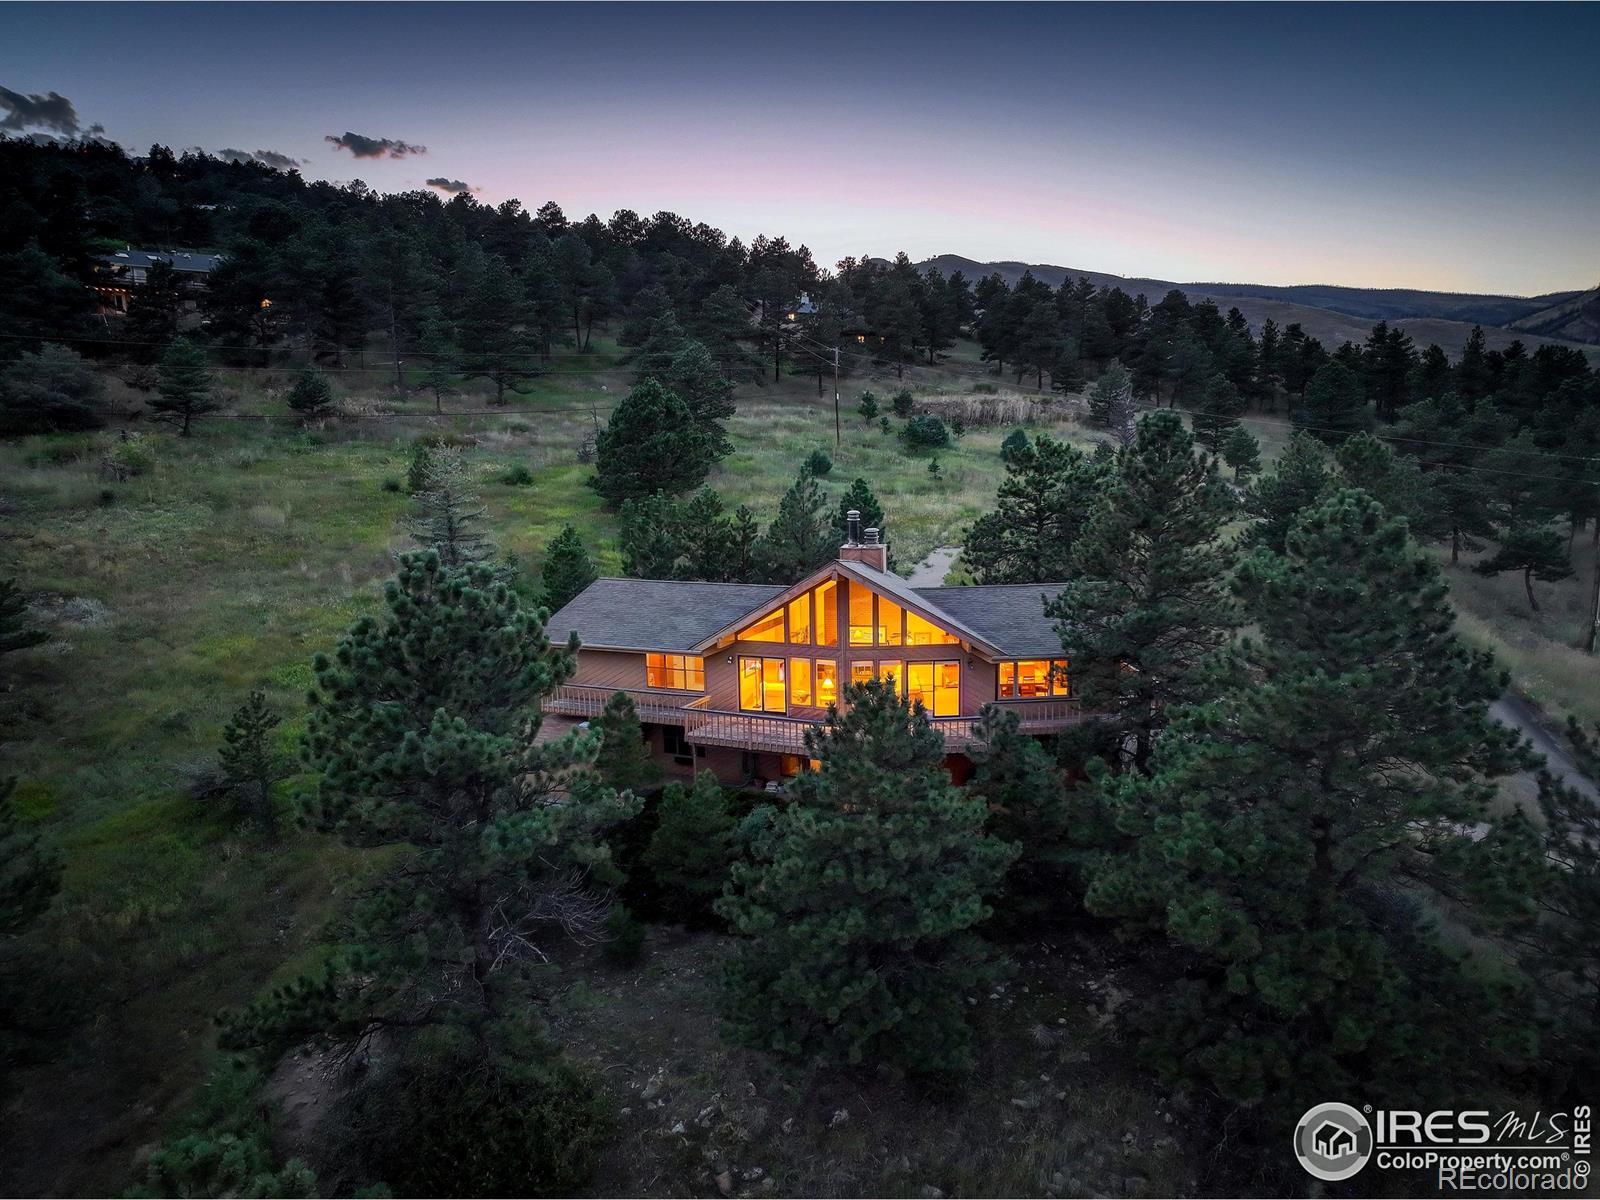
[546,684,1089,755]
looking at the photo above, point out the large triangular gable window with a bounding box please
[736,578,838,646]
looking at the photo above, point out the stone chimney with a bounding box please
[839,514,888,572]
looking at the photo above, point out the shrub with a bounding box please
[878,416,890,435]
[382,477,402,493]
[499,463,535,486]
[890,389,915,418]
[803,448,833,477]
[350,1044,613,1198]
[601,903,646,966]
[107,433,156,478]
[0,343,108,434]
[857,391,880,420]
[949,415,966,438]
[970,381,998,394]
[899,413,950,451]
[643,771,735,922]
[1001,428,1030,463]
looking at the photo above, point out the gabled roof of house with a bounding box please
[97,249,223,274]
[913,583,1068,658]
[547,566,1069,659]
[545,577,787,652]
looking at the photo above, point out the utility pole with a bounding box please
[833,345,841,446]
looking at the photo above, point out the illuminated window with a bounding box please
[998,658,1070,699]
[848,583,875,645]
[739,656,787,712]
[645,653,705,691]
[878,660,904,695]
[787,594,811,645]
[815,579,838,645]
[851,662,876,685]
[741,608,785,643]
[815,659,838,706]
[791,658,813,706]
[908,661,960,716]
[877,598,903,646]
[906,610,960,646]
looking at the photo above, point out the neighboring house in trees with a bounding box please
[92,248,224,315]
[545,512,1085,787]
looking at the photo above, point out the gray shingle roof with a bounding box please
[914,583,1068,658]
[546,577,787,652]
[98,249,223,274]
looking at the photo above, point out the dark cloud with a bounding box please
[0,86,81,134]
[324,131,426,159]
[425,177,478,194]
[219,147,304,170]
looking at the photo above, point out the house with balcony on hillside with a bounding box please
[543,512,1086,787]
[91,248,223,315]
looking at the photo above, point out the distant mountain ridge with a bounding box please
[918,254,1600,360]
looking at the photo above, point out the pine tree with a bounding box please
[408,447,497,570]
[965,434,1110,583]
[151,337,219,436]
[1391,393,1508,563]
[284,365,335,421]
[0,579,47,666]
[1046,412,1238,769]
[219,553,638,1057]
[1087,359,1136,446]
[833,477,885,546]
[0,777,60,940]
[404,441,434,494]
[458,258,540,404]
[0,343,108,435]
[1083,490,1532,1114]
[967,705,1068,925]
[642,771,735,921]
[715,680,1016,1074]
[592,691,662,796]
[123,259,183,363]
[856,392,879,422]
[217,691,287,837]
[1472,523,1574,611]
[1246,431,1333,553]
[1219,425,1261,481]
[592,379,711,505]
[618,491,685,579]
[664,340,736,460]
[630,310,687,384]
[1191,374,1245,452]
[416,308,458,414]
[1332,432,1443,540]
[757,470,832,583]
[1296,360,1372,444]
[539,524,597,613]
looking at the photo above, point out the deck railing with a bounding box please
[681,698,1089,754]
[544,683,704,723]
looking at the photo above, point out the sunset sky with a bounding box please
[4,1,1598,295]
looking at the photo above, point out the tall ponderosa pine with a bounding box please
[220,553,637,1056]
[1191,374,1246,453]
[967,705,1068,924]
[408,448,497,570]
[663,340,736,460]
[592,379,711,506]
[151,337,219,436]
[1088,359,1137,446]
[966,434,1111,584]
[1047,411,1238,769]
[1246,431,1333,554]
[1296,360,1372,444]
[1084,491,1533,1114]
[716,680,1016,1074]
[1219,425,1261,481]
[591,691,662,796]
[643,771,735,921]
[1472,523,1573,611]
[757,470,832,583]
[459,258,540,404]
[538,524,597,613]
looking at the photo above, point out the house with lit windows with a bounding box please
[543,512,1086,787]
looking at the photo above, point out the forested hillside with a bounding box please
[2,135,1598,1200]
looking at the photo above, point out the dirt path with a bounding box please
[1491,693,1598,801]
[906,545,960,586]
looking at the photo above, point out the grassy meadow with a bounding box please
[0,334,1593,1193]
